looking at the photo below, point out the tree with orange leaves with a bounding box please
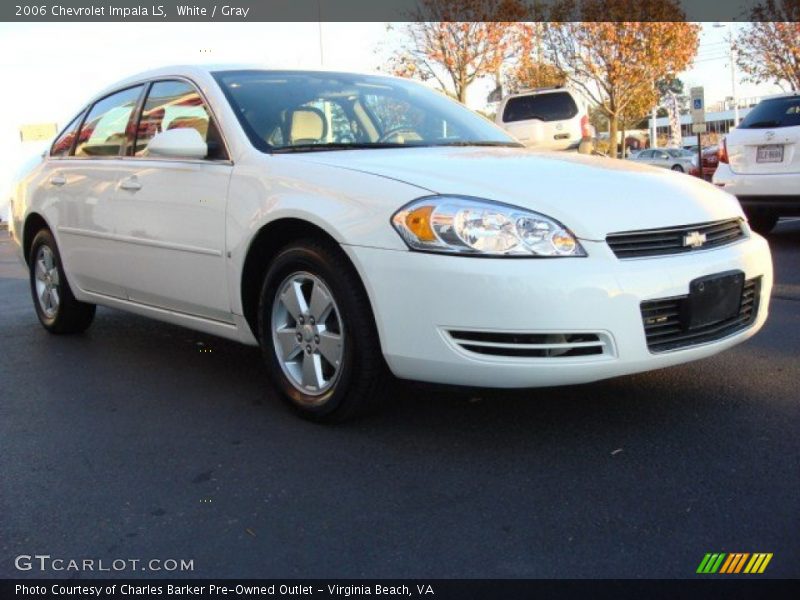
[736,1,800,91]
[542,0,699,157]
[386,0,531,104]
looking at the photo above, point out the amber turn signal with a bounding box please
[404,205,437,242]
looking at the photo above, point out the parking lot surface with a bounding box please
[1,221,799,578]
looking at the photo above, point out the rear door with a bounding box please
[111,79,233,322]
[726,95,800,175]
[49,85,146,298]
[635,149,655,165]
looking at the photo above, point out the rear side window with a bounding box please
[502,92,579,123]
[135,80,227,160]
[75,86,144,157]
[739,96,800,129]
[50,110,86,157]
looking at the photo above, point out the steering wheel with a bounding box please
[377,127,419,143]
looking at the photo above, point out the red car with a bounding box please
[689,145,719,181]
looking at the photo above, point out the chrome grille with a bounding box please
[448,331,609,358]
[607,219,746,259]
[641,277,760,353]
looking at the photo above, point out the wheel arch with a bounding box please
[22,212,51,265]
[239,217,378,343]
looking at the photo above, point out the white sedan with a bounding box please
[8,66,772,422]
[628,147,698,173]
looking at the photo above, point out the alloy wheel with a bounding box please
[34,245,60,319]
[271,271,345,401]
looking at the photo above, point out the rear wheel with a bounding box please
[257,238,389,422]
[747,212,779,235]
[671,164,684,172]
[29,229,96,334]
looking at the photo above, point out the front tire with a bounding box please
[29,229,96,334]
[257,239,388,422]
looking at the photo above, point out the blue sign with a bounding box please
[693,98,703,110]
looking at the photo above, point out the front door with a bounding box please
[111,79,233,322]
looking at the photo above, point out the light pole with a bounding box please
[651,79,658,149]
[714,22,739,127]
[317,0,324,67]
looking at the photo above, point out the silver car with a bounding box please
[630,148,698,173]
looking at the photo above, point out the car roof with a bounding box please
[760,91,800,101]
[91,64,401,104]
[503,86,575,100]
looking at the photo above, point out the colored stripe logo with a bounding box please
[697,553,773,574]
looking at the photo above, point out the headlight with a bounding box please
[391,196,586,257]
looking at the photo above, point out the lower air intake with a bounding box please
[447,331,608,358]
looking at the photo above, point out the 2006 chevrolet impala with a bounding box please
[8,66,773,421]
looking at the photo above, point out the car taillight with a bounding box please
[719,139,729,164]
[580,115,591,138]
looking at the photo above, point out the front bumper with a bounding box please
[344,234,772,388]
[713,163,800,214]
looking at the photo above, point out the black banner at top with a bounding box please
[2,0,799,23]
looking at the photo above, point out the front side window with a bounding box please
[502,92,579,123]
[739,96,800,129]
[135,80,227,160]
[213,70,517,153]
[50,110,86,157]
[75,86,144,157]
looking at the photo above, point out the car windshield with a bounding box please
[213,70,519,153]
[738,96,800,129]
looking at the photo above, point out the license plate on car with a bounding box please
[756,144,784,163]
[686,272,744,329]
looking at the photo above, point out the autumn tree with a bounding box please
[541,0,699,157]
[504,23,566,93]
[736,1,800,91]
[386,0,530,103]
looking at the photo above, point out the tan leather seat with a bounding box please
[289,108,327,144]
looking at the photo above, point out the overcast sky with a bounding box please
[0,22,784,216]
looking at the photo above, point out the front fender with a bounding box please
[225,156,424,315]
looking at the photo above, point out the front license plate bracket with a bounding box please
[683,271,745,330]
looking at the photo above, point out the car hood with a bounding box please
[289,146,743,240]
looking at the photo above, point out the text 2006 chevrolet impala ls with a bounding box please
[8,66,772,421]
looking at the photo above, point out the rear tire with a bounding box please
[671,164,684,172]
[29,229,96,334]
[257,238,389,422]
[747,212,779,235]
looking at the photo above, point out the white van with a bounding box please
[496,87,590,151]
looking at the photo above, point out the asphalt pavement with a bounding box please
[1,221,798,579]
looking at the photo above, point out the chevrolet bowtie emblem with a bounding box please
[684,231,707,248]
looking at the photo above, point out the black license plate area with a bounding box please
[686,271,744,329]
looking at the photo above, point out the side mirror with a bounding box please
[146,128,207,159]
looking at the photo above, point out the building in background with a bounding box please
[649,99,761,149]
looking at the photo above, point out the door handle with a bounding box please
[50,175,66,186]
[119,178,141,191]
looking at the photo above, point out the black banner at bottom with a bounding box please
[3,579,799,600]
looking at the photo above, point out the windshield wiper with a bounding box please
[272,142,410,153]
[431,141,524,148]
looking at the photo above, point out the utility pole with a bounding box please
[317,0,324,67]
[714,22,739,127]
[730,28,739,126]
[651,78,658,149]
